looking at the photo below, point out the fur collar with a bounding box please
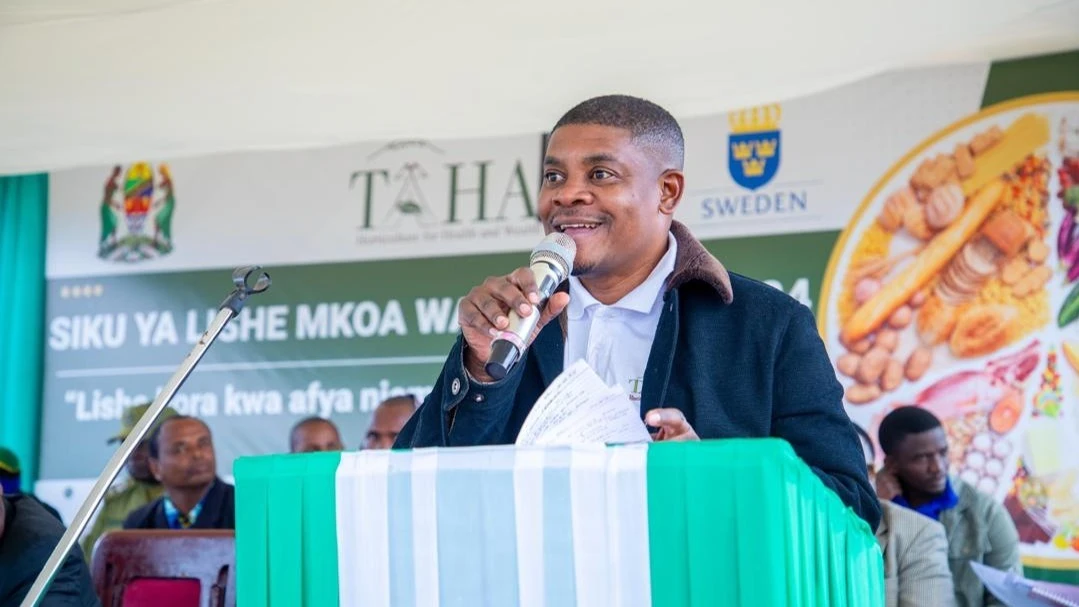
[667,221,734,303]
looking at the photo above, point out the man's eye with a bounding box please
[591,169,612,180]
[543,171,563,184]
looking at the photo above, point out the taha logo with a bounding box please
[98,163,176,263]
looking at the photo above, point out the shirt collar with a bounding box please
[891,478,960,521]
[163,490,207,529]
[567,232,678,320]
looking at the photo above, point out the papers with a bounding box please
[970,562,1079,607]
[515,360,653,446]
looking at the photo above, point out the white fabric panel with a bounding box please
[336,453,363,607]
[1,0,1076,174]
[607,444,652,607]
[355,450,392,607]
[569,445,610,607]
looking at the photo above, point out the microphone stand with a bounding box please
[20,266,271,607]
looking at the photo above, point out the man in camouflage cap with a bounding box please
[80,403,177,562]
[0,447,21,495]
[0,446,63,522]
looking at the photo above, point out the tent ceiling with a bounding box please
[1,0,1077,174]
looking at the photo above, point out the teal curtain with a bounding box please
[0,174,48,490]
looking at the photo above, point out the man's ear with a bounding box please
[882,455,896,472]
[149,459,162,482]
[658,170,684,216]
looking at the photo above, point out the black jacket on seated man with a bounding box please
[122,477,235,530]
[0,494,100,607]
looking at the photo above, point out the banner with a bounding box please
[39,51,1079,580]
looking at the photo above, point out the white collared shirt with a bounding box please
[564,233,677,401]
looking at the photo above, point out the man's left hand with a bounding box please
[645,408,699,442]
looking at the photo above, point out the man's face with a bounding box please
[365,404,414,450]
[126,440,156,483]
[539,124,680,278]
[150,419,216,491]
[887,427,950,496]
[292,421,344,453]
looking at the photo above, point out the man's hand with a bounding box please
[875,464,902,501]
[458,267,570,382]
[645,408,699,442]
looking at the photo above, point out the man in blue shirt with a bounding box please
[875,406,1020,607]
[123,416,234,530]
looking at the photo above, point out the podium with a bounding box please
[234,439,883,606]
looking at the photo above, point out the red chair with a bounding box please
[90,530,236,607]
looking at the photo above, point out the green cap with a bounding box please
[0,447,20,475]
[107,403,179,444]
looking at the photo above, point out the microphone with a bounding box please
[485,232,576,380]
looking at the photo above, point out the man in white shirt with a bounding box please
[395,94,879,527]
[564,232,676,402]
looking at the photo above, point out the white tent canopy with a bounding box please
[1,0,1077,175]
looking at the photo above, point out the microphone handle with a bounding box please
[484,262,563,379]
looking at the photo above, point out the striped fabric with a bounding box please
[235,440,883,607]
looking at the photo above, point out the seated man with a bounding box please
[853,424,954,607]
[0,490,99,607]
[395,94,879,528]
[365,396,418,450]
[123,416,234,530]
[289,416,344,453]
[876,406,1021,607]
[81,404,178,562]
[0,446,62,523]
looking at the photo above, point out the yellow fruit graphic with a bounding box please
[1063,342,1079,375]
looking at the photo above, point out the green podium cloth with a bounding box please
[235,439,883,606]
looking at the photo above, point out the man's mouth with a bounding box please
[552,219,604,235]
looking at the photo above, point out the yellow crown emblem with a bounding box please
[731,141,754,161]
[730,138,778,177]
[742,158,766,177]
[756,138,777,157]
[728,104,781,134]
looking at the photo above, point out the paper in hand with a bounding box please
[970,562,1079,607]
[516,359,652,446]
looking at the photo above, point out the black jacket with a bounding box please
[122,478,235,530]
[395,222,881,530]
[0,495,100,607]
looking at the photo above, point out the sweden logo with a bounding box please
[728,104,781,191]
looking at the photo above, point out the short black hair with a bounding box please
[148,415,205,459]
[852,423,874,460]
[877,406,943,456]
[289,416,340,451]
[378,395,419,412]
[552,95,685,170]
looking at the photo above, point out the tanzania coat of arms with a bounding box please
[98,162,176,262]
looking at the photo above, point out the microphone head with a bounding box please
[531,232,577,279]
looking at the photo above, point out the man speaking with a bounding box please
[395,95,880,528]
